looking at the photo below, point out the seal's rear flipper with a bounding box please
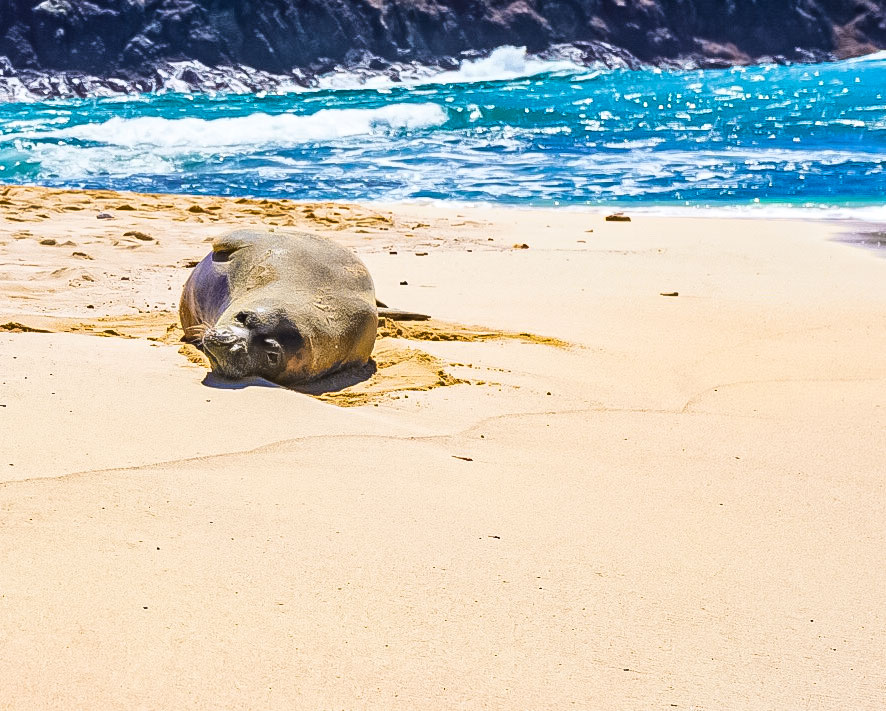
[378,307,431,321]
[376,299,430,321]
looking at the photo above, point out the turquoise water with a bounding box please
[2,47,886,213]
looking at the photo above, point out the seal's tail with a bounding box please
[376,299,430,321]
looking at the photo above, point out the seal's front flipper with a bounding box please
[377,305,431,321]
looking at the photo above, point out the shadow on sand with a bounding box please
[200,360,378,394]
[201,373,281,390]
[836,229,886,256]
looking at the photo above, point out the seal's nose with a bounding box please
[203,328,246,359]
[201,327,251,379]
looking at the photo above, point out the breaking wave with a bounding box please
[2,50,886,213]
[315,45,586,90]
[44,103,448,148]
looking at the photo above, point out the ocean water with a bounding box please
[3,46,886,215]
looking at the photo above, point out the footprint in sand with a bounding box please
[69,273,95,285]
[44,267,71,279]
[123,230,155,242]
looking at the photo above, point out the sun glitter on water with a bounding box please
[2,46,886,215]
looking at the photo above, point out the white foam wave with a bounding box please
[41,103,447,148]
[843,50,886,64]
[315,46,585,90]
[610,202,886,222]
[429,46,584,84]
[362,196,886,224]
[602,138,665,149]
[23,143,177,179]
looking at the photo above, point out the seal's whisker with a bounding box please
[182,324,207,344]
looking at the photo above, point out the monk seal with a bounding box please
[179,228,425,386]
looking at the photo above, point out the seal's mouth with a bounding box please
[202,327,252,379]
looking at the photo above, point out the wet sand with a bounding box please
[1,186,884,709]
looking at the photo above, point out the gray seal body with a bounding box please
[180,229,378,386]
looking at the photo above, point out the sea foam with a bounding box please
[844,49,886,64]
[48,103,448,148]
[315,46,585,90]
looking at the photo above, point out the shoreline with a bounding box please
[6,180,886,225]
[1,186,884,708]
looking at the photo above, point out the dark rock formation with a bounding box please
[0,0,884,97]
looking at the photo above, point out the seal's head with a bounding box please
[201,306,305,383]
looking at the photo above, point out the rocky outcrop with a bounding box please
[0,0,885,98]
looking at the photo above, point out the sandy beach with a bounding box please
[1,185,884,709]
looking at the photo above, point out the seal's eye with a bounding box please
[266,350,280,366]
[234,311,249,325]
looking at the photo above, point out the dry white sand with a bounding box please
[1,187,884,709]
